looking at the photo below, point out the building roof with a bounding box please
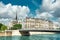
[26,17,53,23]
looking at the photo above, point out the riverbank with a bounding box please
[0,30,56,36]
[30,32,55,35]
[0,30,21,36]
[0,31,12,36]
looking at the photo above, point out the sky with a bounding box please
[0,0,60,26]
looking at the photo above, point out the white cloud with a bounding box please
[0,2,30,19]
[34,0,60,26]
[35,0,60,20]
[42,0,60,10]
[35,12,53,20]
[53,21,60,26]
[0,2,30,26]
[40,12,53,18]
[0,18,11,26]
[57,18,60,22]
[41,0,60,17]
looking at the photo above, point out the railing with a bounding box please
[20,28,60,31]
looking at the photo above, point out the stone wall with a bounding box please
[0,31,12,36]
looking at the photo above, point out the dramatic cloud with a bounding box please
[34,0,60,26]
[35,0,60,20]
[0,2,30,19]
[0,2,30,26]
[42,0,60,17]
[35,12,53,21]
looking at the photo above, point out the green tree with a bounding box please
[0,23,3,30]
[0,23,8,31]
[1,25,8,31]
[11,24,22,30]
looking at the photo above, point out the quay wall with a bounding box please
[0,31,12,36]
[30,32,55,35]
[0,30,56,36]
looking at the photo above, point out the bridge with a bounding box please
[19,29,60,36]
[19,29,60,32]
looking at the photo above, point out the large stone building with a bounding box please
[9,13,22,28]
[53,23,60,30]
[9,15,60,30]
[24,17,53,30]
[12,13,18,25]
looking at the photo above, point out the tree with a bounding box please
[0,23,8,31]
[11,24,22,30]
[0,23,3,30]
[1,25,8,31]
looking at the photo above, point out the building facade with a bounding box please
[24,17,54,30]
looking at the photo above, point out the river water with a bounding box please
[0,34,60,40]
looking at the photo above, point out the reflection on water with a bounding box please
[0,36,12,40]
[20,36,30,40]
[0,34,60,40]
[30,34,60,40]
[12,36,30,40]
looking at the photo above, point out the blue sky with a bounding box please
[0,0,42,18]
[0,0,42,11]
[0,0,60,26]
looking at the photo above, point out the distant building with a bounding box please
[53,23,60,30]
[24,17,54,30]
[11,13,22,25]
[8,15,60,30]
[12,13,18,25]
[48,21,53,29]
[8,13,22,28]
